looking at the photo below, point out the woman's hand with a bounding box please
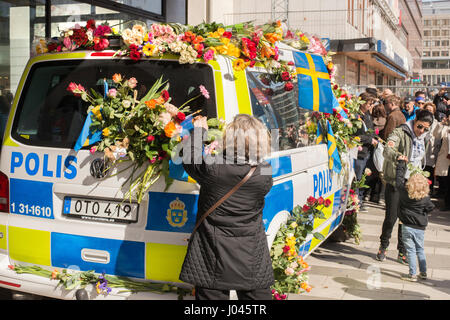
[193,115,208,130]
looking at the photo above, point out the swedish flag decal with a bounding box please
[294,51,334,114]
[316,120,342,174]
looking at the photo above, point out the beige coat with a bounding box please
[433,123,450,177]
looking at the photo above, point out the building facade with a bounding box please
[0,0,187,99]
[422,0,450,87]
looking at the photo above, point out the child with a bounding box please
[396,160,435,282]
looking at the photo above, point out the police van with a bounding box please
[0,48,354,299]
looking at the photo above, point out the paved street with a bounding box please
[290,199,450,300]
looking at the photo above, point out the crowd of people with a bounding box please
[354,85,449,282]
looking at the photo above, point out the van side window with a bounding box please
[246,71,314,151]
[12,60,217,149]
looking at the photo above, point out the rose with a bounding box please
[129,49,141,61]
[146,135,155,143]
[107,88,117,98]
[127,77,138,89]
[324,199,332,207]
[281,71,291,81]
[284,267,295,276]
[177,112,186,122]
[284,81,294,91]
[302,204,310,212]
[161,90,170,102]
[307,196,316,205]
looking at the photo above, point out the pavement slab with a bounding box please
[288,200,450,300]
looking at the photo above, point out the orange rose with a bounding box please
[164,121,177,138]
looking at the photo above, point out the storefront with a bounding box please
[0,0,186,99]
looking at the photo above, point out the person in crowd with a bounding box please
[179,114,274,300]
[433,115,450,210]
[433,87,449,122]
[423,102,439,194]
[414,90,427,101]
[402,97,422,121]
[354,92,378,212]
[380,88,393,109]
[366,84,379,98]
[366,98,387,204]
[380,95,406,141]
[396,160,435,282]
[377,109,434,264]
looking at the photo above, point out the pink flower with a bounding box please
[284,267,295,276]
[107,88,117,98]
[375,128,380,135]
[203,49,214,63]
[199,85,210,99]
[89,146,97,154]
[147,135,155,142]
[128,77,138,89]
[63,37,76,51]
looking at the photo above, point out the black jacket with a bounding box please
[179,128,274,290]
[396,160,435,230]
[355,111,376,159]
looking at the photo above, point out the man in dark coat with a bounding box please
[179,114,274,300]
[433,87,449,122]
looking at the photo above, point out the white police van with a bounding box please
[0,48,354,299]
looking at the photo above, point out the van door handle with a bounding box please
[81,249,110,264]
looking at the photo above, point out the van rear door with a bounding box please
[2,55,217,284]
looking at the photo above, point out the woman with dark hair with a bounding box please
[377,109,434,264]
[179,114,274,300]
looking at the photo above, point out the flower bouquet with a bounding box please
[270,196,331,299]
[68,74,220,203]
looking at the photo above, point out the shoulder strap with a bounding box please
[189,166,257,238]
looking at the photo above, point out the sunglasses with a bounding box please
[416,124,430,132]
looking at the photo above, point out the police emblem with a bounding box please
[166,197,188,228]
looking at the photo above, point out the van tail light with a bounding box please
[0,171,9,213]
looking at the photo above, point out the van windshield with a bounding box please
[12,59,217,149]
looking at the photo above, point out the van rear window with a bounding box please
[12,59,217,149]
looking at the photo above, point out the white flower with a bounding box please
[86,30,93,42]
[290,262,299,269]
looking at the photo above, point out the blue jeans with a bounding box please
[401,225,427,276]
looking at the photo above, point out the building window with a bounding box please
[442,51,449,57]
[433,40,441,47]
[424,30,431,37]
[423,51,430,57]
[424,19,431,26]
[442,40,450,47]
[432,51,440,57]
[443,30,450,36]
[433,19,440,26]
[432,30,440,36]
[442,19,450,26]
[424,41,431,47]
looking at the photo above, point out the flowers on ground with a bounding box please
[270,196,331,299]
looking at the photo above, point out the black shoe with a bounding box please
[401,274,418,282]
[418,272,427,280]
[376,247,386,261]
[397,252,408,265]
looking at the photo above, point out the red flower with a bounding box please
[281,71,291,81]
[47,43,58,52]
[146,135,155,143]
[94,37,109,51]
[307,196,317,206]
[287,61,295,66]
[427,179,432,185]
[317,197,324,205]
[72,28,88,46]
[177,112,186,122]
[129,44,139,52]
[283,245,290,253]
[324,199,332,207]
[221,31,232,39]
[284,82,294,91]
[161,90,170,102]
[86,19,96,30]
[302,204,310,212]
[129,49,141,61]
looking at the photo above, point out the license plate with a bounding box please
[63,197,139,223]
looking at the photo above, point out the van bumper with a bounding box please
[0,253,193,300]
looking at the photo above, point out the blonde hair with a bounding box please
[221,114,271,164]
[406,173,430,200]
[423,102,436,114]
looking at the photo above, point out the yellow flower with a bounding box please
[232,58,247,71]
[143,43,158,57]
[102,128,110,136]
[96,281,101,294]
[217,28,225,36]
[92,105,103,121]
[220,37,230,46]
[290,222,298,229]
[301,35,310,44]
